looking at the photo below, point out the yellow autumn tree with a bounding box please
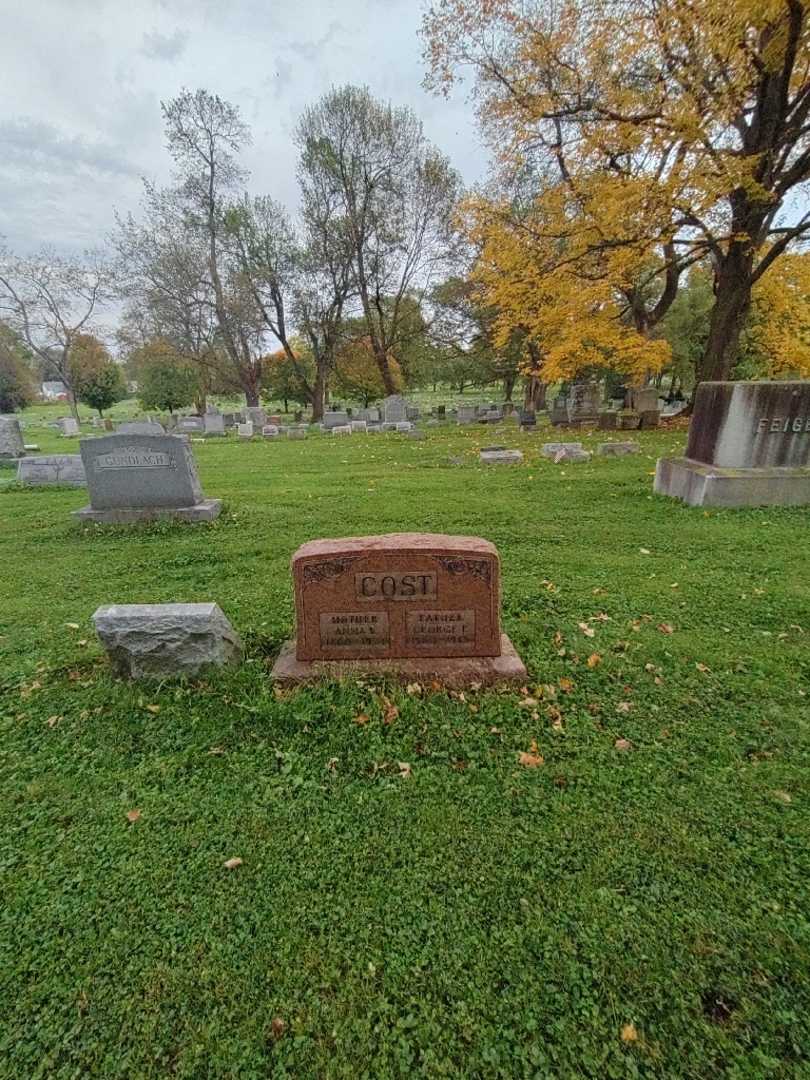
[424,1,810,386]
[747,252,810,376]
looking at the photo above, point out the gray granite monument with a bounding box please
[655,380,810,507]
[73,433,221,524]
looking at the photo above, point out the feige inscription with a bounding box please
[95,449,175,470]
[355,571,437,601]
[319,612,390,650]
[756,417,810,434]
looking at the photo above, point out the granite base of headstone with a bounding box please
[655,380,810,507]
[639,409,661,429]
[407,429,426,440]
[270,533,527,687]
[332,424,352,436]
[93,603,240,678]
[73,434,221,524]
[262,425,280,438]
[0,417,26,459]
[237,422,254,440]
[17,454,86,486]
[598,411,618,430]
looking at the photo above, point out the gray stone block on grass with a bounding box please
[480,448,523,464]
[597,441,641,456]
[17,454,86,487]
[541,442,591,462]
[93,603,241,679]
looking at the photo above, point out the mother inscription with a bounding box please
[73,434,221,524]
[272,533,526,687]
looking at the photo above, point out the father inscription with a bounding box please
[271,533,527,686]
[73,433,220,524]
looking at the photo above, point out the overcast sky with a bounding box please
[0,0,484,256]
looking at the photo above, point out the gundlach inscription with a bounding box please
[319,612,390,650]
[355,571,437,601]
[95,449,176,470]
[406,610,475,646]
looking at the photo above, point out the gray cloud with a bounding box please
[0,0,486,257]
[0,119,138,178]
[140,27,189,61]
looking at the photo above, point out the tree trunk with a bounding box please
[311,365,327,421]
[696,239,755,386]
[523,377,547,411]
[503,372,516,401]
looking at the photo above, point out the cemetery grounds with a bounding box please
[0,406,808,1078]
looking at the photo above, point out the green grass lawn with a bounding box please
[1,413,808,1078]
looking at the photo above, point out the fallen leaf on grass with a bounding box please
[657,623,674,634]
[519,751,544,767]
[65,623,80,630]
[270,1017,286,1039]
[615,738,632,751]
[639,548,651,555]
[621,1022,638,1043]
[695,662,711,673]
[223,857,243,870]
[772,790,792,804]
[398,761,412,779]
[616,701,633,713]
[547,706,564,731]
[379,695,399,724]
[518,697,538,709]
[578,622,595,638]
[126,809,141,823]
[405,682,422,695]
[558,677,574,693]
[353,713,370,726]
[46,715,61,728]
[145,704,160,714]
[587,653,602,669]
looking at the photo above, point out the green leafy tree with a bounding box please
[133,340,199,414]
[70,334,126,416]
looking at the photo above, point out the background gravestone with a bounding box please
[17,455,86,487]
[116,421,166,435]
[0,417,25,459]
[382,395,408,423]
[73,433,220,524]
[655,380,810,507]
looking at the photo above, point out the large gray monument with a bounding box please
[655,380,810,507]
[73,433,221,523]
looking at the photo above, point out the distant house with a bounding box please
[42,381,68,401]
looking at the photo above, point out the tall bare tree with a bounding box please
[296,85,462,394]
[161,89,264,405]
[0,243,114,420]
